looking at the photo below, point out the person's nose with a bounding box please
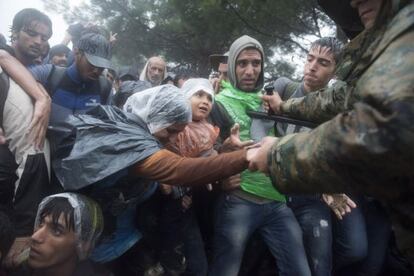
[201,96,209,105]
[31,225,46,244]
[245,64,254,76]
[309,60,318,72]
[32,35,42,46]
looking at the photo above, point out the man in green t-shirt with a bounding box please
[209,35,310,276]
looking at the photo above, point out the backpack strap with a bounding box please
[0,68,10,128]
[47,65,111,104]
[98,75,112,104]
[45,65,66,97]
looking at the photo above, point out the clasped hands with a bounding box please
[220,123,276,173]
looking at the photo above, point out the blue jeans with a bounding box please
[209,193,311,276]
[159,197,208,276]
[288,195,333,276]
[334,196,391,275]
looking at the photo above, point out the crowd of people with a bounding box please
[0,0,413,275]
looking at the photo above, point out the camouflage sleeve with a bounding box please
[280,80,360,124]
[268,30,414,197]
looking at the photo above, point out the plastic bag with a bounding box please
[52,105,161,190]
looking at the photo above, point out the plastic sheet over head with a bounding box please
[181,78,215,103]
[51,105,161,189]
[123,84,192,134]
[34,193,104,260]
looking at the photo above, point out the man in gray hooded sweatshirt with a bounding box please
[209,35,311,276]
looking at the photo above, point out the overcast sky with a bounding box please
[0,0,79,46]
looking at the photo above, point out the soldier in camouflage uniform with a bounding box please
[249,0,414,267]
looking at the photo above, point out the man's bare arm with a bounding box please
[0,49,51,149]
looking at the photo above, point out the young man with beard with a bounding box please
[9,193,108,276]
[269,37,343,276]
[208,35,311,276]
[28,33,112,127]
[0,8,53,267]
[10,9,52,67]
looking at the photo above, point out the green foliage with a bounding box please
[43,0,335,78]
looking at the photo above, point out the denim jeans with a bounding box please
[159,197,208,276]
[288,195,333,276]
[334,196,391,276]
[209,193,311,276]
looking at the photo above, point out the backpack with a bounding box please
[46,65,112,104]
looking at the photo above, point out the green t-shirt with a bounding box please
[216,82,286,202]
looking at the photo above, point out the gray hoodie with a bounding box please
[227,35,265,92]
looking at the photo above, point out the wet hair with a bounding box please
[49,44,70,58]
[310,37,343,64]
[11,8,52,43]
[39,197,75,232]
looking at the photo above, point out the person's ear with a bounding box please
[74,48,82,62]
[10,31,18,43]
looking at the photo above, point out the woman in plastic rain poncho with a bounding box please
[51,84,252,263]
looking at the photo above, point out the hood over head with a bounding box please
[139,56,168,86]
[228,35,264,92]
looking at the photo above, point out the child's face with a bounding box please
[190,90,213,121]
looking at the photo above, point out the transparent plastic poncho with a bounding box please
[34,193,104,260]
[166,78,219,157]
[123,84,192,134]
[181,78,215,103]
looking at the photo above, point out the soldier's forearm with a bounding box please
[281,80,355,124]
